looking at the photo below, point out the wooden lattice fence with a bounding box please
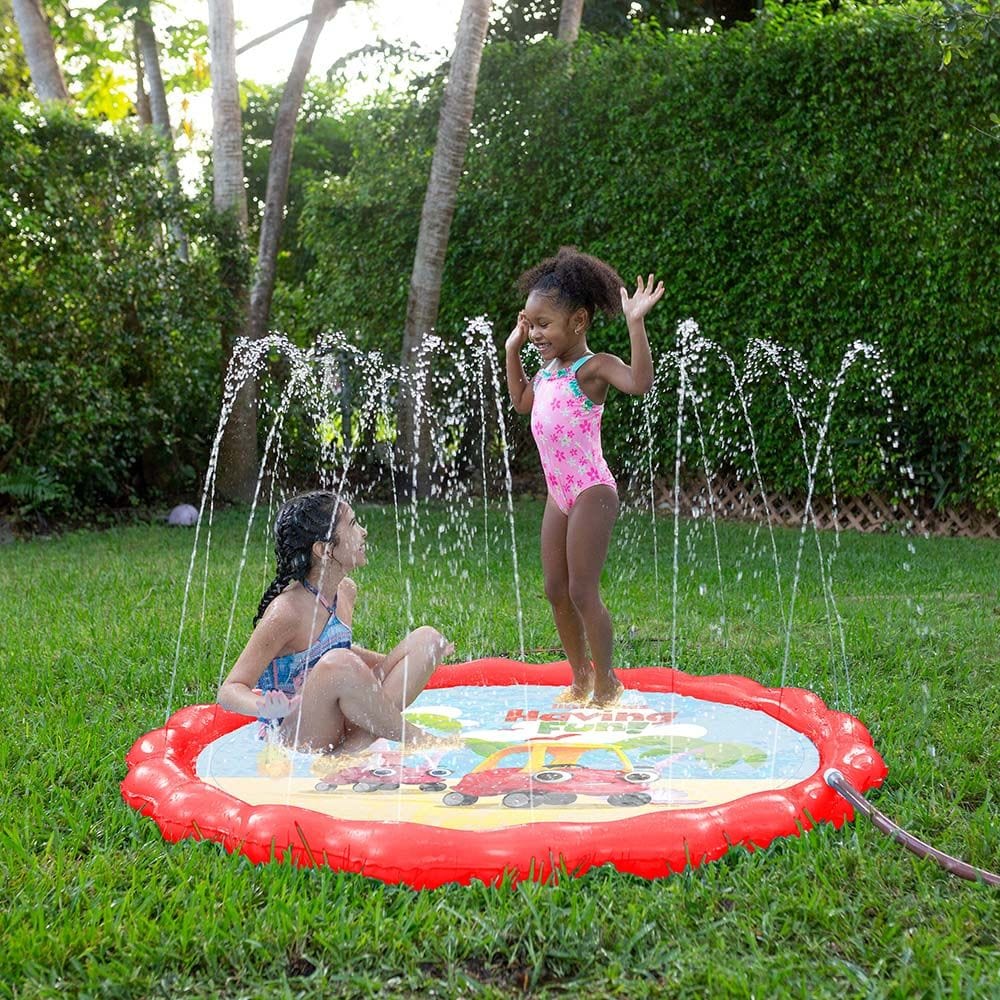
[653,478,1000,540]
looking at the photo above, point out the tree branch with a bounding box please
[236,14,310,56]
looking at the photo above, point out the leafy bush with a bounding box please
[0,102,225,514]
[0,465,70,516]
[291,4,1000,509]
[241,81,354,293]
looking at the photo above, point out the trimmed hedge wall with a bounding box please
[292,4,1000,509]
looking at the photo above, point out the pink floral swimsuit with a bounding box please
[530,354,617,515]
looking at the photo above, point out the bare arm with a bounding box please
[217,603,298,716]
[591,274,664,396]
[504,311,535,414]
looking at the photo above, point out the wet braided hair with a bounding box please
[517,246,623,324]
[253,491,345,626]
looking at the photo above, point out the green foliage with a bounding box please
[290,4,1000,509]
[10,1,212,122]
[920,0,1000,64]
[294,85,445,353]
[0,465,70,515]
[240,81,354,302]
[487,0,742,40]
[0,101,226,514]
[0,0,31,99]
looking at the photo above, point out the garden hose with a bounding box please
[825,769,999,887]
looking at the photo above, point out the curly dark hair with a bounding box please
[253,491,346,626]
[516,246,623,323]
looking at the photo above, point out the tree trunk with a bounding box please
[557,0,585,43]
[246,0,342,343]
[208,0,254,503]
[11,0,70,101]
[133,28,152,125]
[134,12,188,261]
[399,0,492,490]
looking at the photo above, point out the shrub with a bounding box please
[0,102,225,515]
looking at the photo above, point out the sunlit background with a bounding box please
[60,1,464,181]
[211,1,460,179]
[221,0,463,86]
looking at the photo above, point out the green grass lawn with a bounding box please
[2,500,998,998]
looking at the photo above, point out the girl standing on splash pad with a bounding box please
[218,491,454,753]
[505,247,664,707]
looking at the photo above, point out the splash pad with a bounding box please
[122,321,1000,887]
[123,659,885,887]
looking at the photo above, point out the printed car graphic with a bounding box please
[314,752,453,793]
[442,739,657,808]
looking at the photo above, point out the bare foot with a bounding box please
[408,732,465,752]
[589,679,624,708]
[553,682,594,705]
[310,750,372,776]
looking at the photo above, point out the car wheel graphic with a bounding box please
[443,791,478,806]
[502,791,534,808]
[540,792,577,806]
[623,771,658,783]
[533,770,572,784]
[607,792,652,807]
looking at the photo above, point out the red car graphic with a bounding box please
[442,739,657,808]
[314,752,453,793]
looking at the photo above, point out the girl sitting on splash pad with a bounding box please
[218,490,454,754]
[505,247,664,708]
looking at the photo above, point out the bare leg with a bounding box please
[566,485,622,706]
[540,496,593,699]
[374,626,452,709]
[279,646,438,753]
[339,626,452,751]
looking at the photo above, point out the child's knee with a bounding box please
[412,624,448,651]
[544,576,570,607]
[568,580,602,615]
[313,649,370,685]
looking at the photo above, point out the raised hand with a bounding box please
[620,274,665,325]
[505,311,530,353]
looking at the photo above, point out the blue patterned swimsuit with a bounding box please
[256,588,352,727]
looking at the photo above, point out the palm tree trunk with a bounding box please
[208,0,254,503]
[132,27,152,125]
[557,0,585,43]
[208,0,248,233]
[399,0,492,491]
[11,0,70,101]
[134,12,188,261]
[246,0,343,343]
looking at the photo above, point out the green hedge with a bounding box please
[292,4,1000,509]
[0,103,225,515]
